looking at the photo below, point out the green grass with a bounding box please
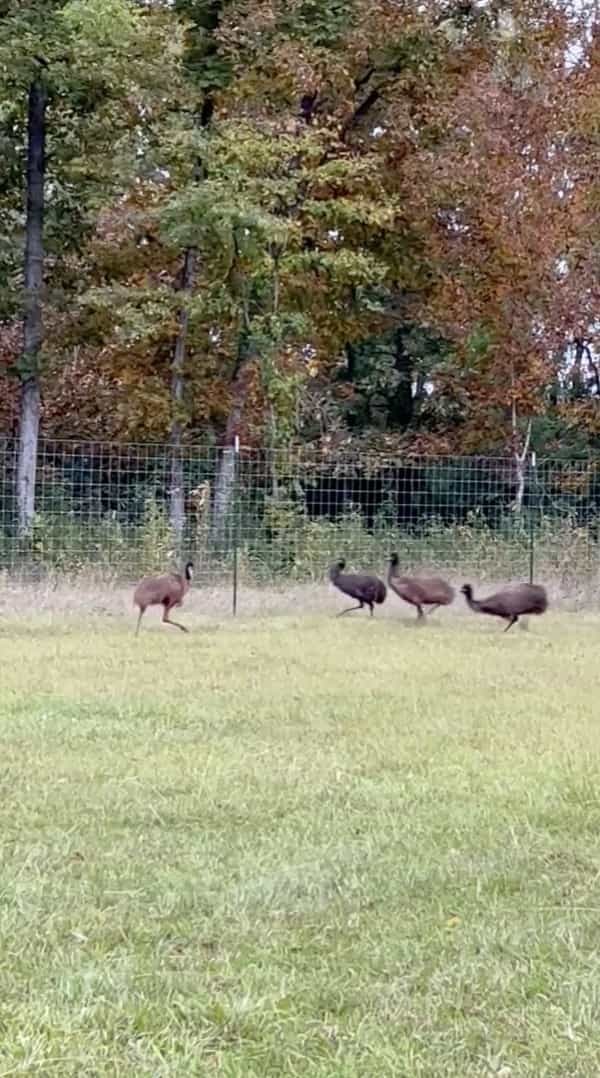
[1,605,600,1075]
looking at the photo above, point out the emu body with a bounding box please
[134,561,193,635]
[461,582,548,632]
[388,553,454,620]
[329,560,386,616]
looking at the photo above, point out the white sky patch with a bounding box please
[414,378,434,397]
[565,40,585,68]
[558,337,600,393]
[437,207,469,234]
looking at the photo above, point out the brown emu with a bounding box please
[461,582,548,632]
[329,560,386,617]
[388,553,454,621]
[133,561,193,635]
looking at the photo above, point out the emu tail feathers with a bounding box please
[375,581,387,604]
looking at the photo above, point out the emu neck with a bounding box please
[389,567,409,584]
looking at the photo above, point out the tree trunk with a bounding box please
[513,417,532,514]
[390,328,414,429]
[210,350,257,547]
[17,78,47,538]
[267,401,279,499]
[168,93,212,553]
[169,246,196,552]
[571,337,585,399]
[211,446,236,549]
[344,342,358,381]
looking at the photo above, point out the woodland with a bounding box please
[1,0,600,518]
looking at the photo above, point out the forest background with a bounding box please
[1,0,600,539]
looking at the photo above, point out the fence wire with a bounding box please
[0,439,598,593]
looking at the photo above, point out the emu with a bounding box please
[329,560,386,617]
[133,561,194,636]
[461,582,548,632]
[388,553,454,621]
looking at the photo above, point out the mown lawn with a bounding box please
[1,605,600,1076]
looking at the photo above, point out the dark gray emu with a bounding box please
[329,560,387,617]
[461,583,548,632]
[387,553,454,621]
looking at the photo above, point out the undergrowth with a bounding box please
[0,502,596,588]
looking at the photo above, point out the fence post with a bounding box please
[528,450,537,584]
[232,435,240,616]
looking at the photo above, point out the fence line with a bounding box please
[0,438,599,602]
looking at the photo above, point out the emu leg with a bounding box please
[162,603,189,633]
[337,602,364,617]
[504,615,518,632]
[135,607,145,636]
[427,603,440,616]
[416,605,425,621]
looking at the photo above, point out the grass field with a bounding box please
[1,588,600,1076]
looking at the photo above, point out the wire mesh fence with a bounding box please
[0,438,599,598]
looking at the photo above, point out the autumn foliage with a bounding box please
[1,0,600,455]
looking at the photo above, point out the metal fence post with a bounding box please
[232,435,240,616]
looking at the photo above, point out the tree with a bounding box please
[18,70,47,535]
[0,0,181,533]
[167,0,231,548]
[402,0,599,454]
[158,0,459,526]
[3,0,597,471]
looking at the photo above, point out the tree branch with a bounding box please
[340,88,381,140]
